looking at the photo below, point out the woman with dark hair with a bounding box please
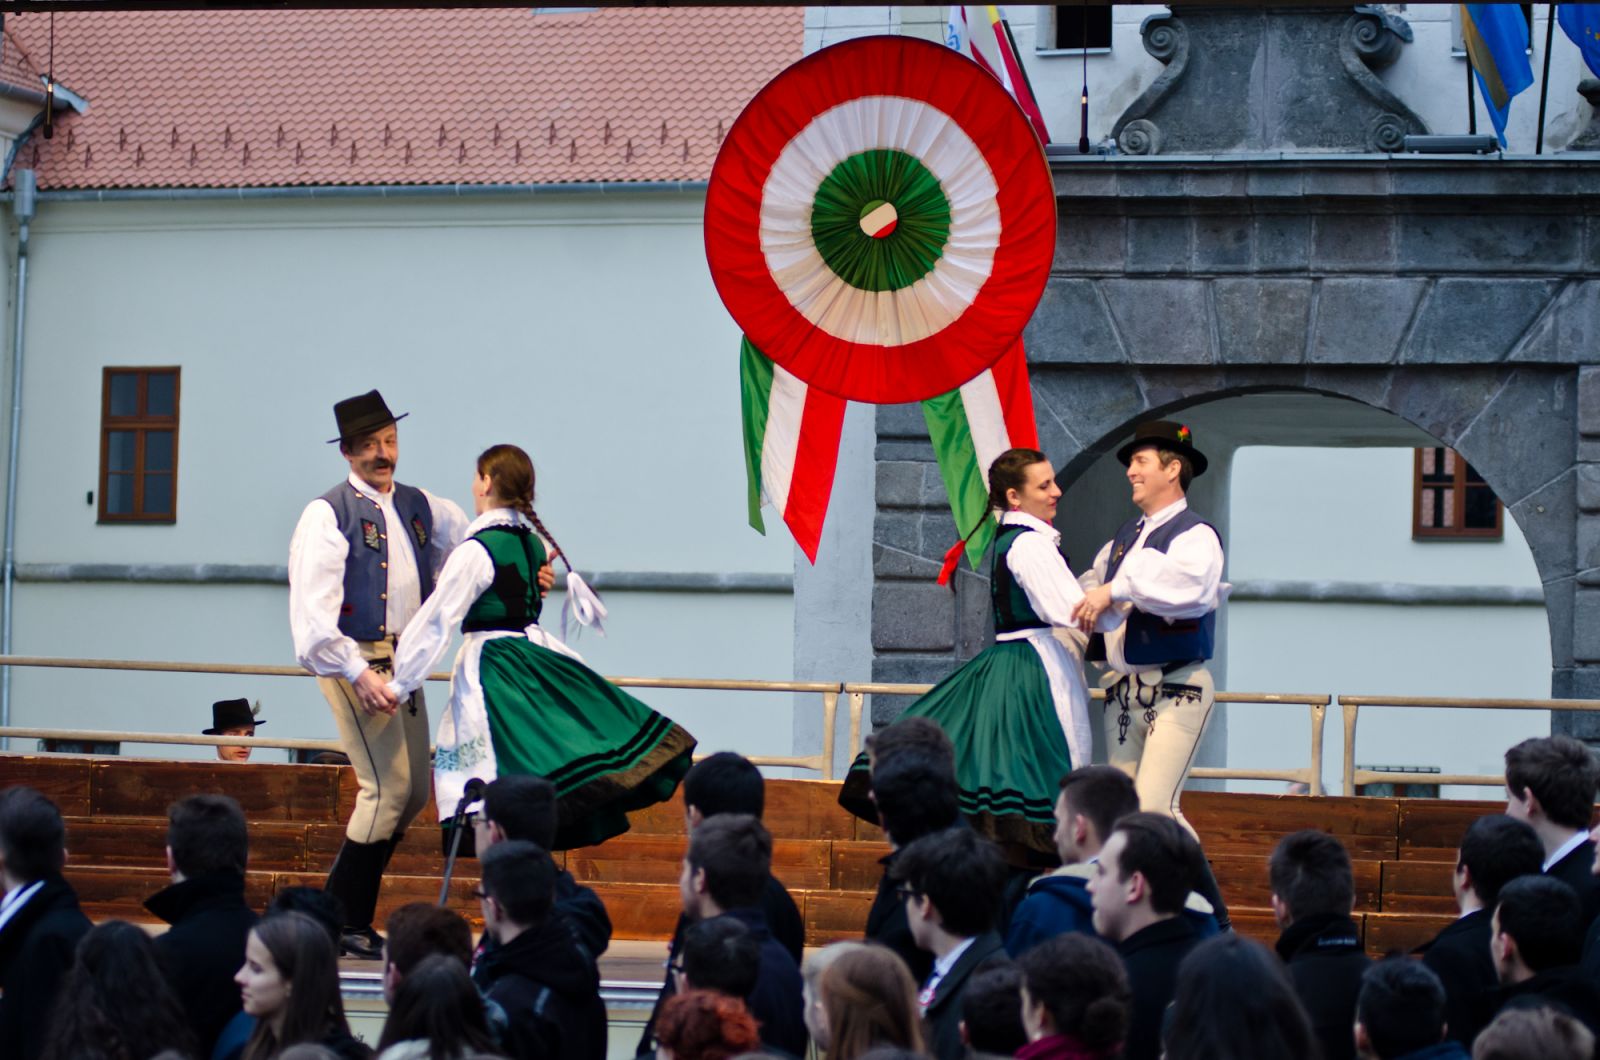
[817,945,927,1060]
[1163,934,1318,1060]
[235,912,371,1060]
[387,443,695,848]
[1016,933,1130,1060]
[653,989,761,1060]
[842,447,1092,856]
[40,920,197,1060]
[374,955,503,1059]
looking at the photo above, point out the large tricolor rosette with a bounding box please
[705,35,1056,404]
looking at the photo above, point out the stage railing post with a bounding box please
[847,691,865,763]
[1341,699,1360,796]
[820,689,839,780]
[1309,699,1327,796]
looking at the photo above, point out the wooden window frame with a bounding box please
[1412,447,1502,541]
[98,367,180,524]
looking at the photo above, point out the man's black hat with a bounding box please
[205,698,263,734]
[1116,420,1208,478]
[328,389,408,445]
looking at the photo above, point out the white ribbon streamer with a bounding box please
[561,570,608,641]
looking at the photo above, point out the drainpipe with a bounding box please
[1,167,36,747]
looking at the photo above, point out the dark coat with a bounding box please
[1004,866,1220,957]
[0,874,92,1060]
[1418,908,1497,1046]
[145,870,259,1057]
[1546,839,1600,930]
[475,915,607,1060]
[555,869,613,962]
[922,931,1007,1060]
[1117,916,1200,1060]
[865,851,934,986]
[1393,1042,1471,1060]
[721,905,807,1058]
[1496,964,1600,1040]
[1277,913,1371,1060]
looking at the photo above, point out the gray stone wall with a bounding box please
[871,157,1600,734]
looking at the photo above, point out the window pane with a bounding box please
[145,430,174,472]
[142,473,174,516]
[107,430,135,472]
[146,373,176,417]
[1420,448,1452,484]
[1465,462,1487,485]
[1054,4,1112,49]
[108,373,138,417]
[1464,486,1499,529]
[106,473,133,515]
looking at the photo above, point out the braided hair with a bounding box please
[476,444,572,571]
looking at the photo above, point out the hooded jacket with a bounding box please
[1004,863,1219,957]
[475,914,607,1060]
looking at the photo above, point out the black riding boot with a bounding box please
[324,837,389,959]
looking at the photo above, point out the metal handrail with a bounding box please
[1339,695,1600,793]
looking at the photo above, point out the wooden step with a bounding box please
[1397,800,1506,862]
[1380,860,1458,914]
[567,834,833,890]
[1209,852,1383,912]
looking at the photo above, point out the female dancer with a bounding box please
[841,448,1091,857]
[387,443,696,849]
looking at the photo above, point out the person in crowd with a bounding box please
[834,681,964,822]
[672,814,805,1057]
[38,920,197,1060]
[1504,736,1600,927]
[235,911,371,1059]
[1014,933,1130,1060]
[1355,959,1467,1060]
[383,903,473,1003]
[144,794,258,1056]
[1162,933,1318,1060]
[375,954,503,1060]
[677,916,761,1002]
[1006,765,1216,956]
[817,945,927,1060]
[1472,1007,1595,1060]
[957,962,1028,1060]
[893,825,1008,1060]
[800,941,871,1055]
[865,747,962,985]
[1418,814,1543,1047]
[216,888,351,1060]
[472,839,605,1060]
[841,450,1094,861]
[654,989,762,1060]
[384,443,693,851]
[0,786,91,1060]
[206,699,264,763]
[1490,875,1600,1037]
[1086,812,1203,1060]
[1269,829,1371,1060]
[474,775,611,963]
[639,753,801,1055]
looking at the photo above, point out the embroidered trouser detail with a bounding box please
[1102,662,1216,840]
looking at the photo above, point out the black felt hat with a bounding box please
[327,389,408,445]
[205,698,263,734]
[1116,420,1208,478]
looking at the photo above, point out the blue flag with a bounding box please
[1559,4,1600,78]
[1461,4,1534,146]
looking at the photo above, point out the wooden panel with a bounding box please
[565,834,828,889]
[1362,911,1453,958]
[1208,853,1383,913]
[623,789,688,836]
[1380,860,1458,914]
[65,817,309,871]
[70,864,275,920]
[304,823,461,877]
[1230,908,1285,948]
[90,760,340,822]
[854,819,886,842]
[0,755,93,815]
[830,840,893,891]
[1396,800,1505,858]
[589,882,688,940]
[760,781,860,842]
[1200,827,1397,859]
[1186,791,1400,848]
[804,890,876,947]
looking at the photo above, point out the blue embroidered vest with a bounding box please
[1097,509,1219,666]
[320,479,435,641]
[992,524,1051,635]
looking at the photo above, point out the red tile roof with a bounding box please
[5,7,802,189]
[0,25,47,101]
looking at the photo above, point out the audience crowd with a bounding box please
[5,733,1600,1059]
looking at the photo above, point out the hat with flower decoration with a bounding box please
[1115,420,1208,478]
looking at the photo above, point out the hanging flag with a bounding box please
[1559,4,1600,78]
[740,338,847,564]
[1461,4,1534,146]
[943,6,1053,145]
[922,339,1039,583]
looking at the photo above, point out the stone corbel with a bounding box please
[1110,12,1187,157]
[1342,6,1427,152]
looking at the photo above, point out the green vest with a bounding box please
[461,525,547,633]
[991,524,1048,634]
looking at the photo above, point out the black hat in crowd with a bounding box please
[1116,420,1208,478]
[205,698,263,734]
[327,389,408,445]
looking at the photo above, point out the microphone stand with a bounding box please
[438,782,482,905]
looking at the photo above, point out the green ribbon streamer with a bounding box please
[810,149,952,293]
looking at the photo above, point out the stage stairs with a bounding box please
[2,753,1485,958]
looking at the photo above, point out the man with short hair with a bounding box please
[1087,812,1203,1060]
[0,787,91,1060]
[1418,814,1543,1047]
[1490,875,1600,1037]
[677,915,762,1002]
[676,814,806,1057]
[474,840,606,1060]
[1504,736,1600,927]
[383,902,473,1001]
[865,750,963,987]
[1016,933,1131,1060]
[144,794,258,1056]
[1270,830,1371,1060]
[958,962,1029,1060]
[205,699,263,763]
[893,826,1009,1060]
[1354,960,1466,1060]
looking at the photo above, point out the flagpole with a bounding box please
[1467,46,1478,134]
[998,14,1048,143]
[1536,3,1558,153]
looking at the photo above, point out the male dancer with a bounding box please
[1071,421,1228,922]
[288,390,469,958]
